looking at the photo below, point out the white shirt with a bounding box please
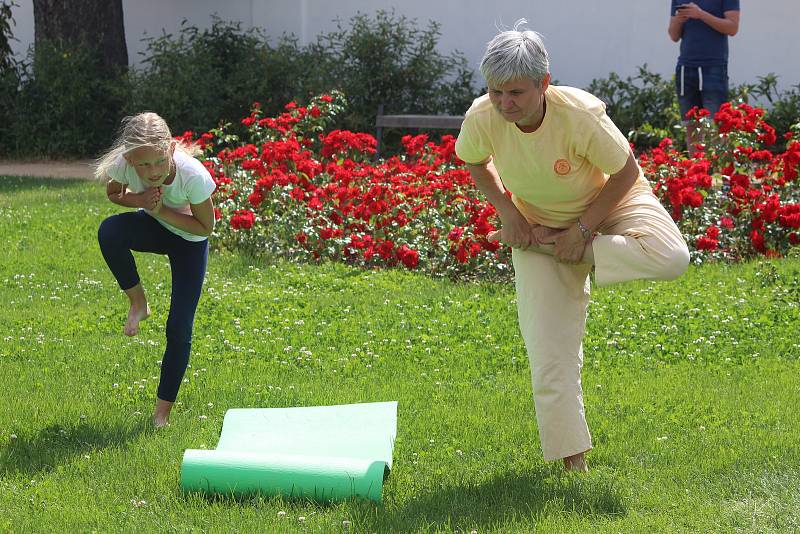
[108,150,216,241]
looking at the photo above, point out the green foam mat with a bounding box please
[180,401,397,502]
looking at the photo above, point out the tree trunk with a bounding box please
[33,0,127,71]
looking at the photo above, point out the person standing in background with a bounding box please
[669,1,740,151]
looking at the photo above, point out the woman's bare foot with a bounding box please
[124,302,151,336]
[563,452,589,472]
[123,283,150,336]
[153,398,174,428]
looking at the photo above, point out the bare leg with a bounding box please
[123,283,151,336]
[153,398,174,428]
[563,451,589,472]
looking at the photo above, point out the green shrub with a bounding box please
[306,10,476,135]
[131,18,315,137]
[0,0,17,71]
[586,64,683,150]
[132,12,477,153]
[0,71,19,155]
[0,41,129,158]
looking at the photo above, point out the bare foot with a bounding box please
[152,398,174,428]
[563,452,589,473]
[124,302,151,336]
[152,414,170,428]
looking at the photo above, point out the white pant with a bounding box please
[513,192,689,461]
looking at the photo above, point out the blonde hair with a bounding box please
[94,112,202,180]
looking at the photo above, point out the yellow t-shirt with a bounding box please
[455,85,652,228]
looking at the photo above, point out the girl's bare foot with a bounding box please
[124,302,151,336]
[153,398,174,428]
[123,283,150,336]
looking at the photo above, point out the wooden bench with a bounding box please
[374,104,464,157]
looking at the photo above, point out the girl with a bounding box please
[95,112,216,427]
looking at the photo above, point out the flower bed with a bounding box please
[177,92,800,280]
[642,104,800,262]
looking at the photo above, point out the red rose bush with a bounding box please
[177,91,509,280]
[176,93,799,280]
[641,103,800,262]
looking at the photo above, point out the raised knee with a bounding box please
[662,244,690,280]
[98,217,120,245]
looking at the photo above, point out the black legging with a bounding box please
[98,210,208,402]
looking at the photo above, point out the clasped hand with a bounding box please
[488,219,588,264]
[487,221,556,248]
[543,224,589,264]
[139,187,163,213]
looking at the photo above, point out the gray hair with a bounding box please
[479,19,549,86]
[94,112,200,180]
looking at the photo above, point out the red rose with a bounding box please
[448,226,464,241]
[696,236,718,251]
[248,190,263,208]
[230,209,255,230]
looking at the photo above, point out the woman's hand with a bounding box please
[487,213,537,249]
[486,217,533,248]
[543,223,589,264]
[487,216,561,249]
[530,224,562,244]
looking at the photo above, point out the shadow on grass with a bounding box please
[376,466,628,529]
[0,176,90,193]
[0,419,148,477]
[178,465,627,530]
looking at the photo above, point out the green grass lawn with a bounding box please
[1,176,799,533]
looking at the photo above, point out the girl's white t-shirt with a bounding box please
[107,150,216,241]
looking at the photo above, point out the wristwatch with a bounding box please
[577,219,592,241]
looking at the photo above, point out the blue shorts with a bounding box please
[675,64,729,123]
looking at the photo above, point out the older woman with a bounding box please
[455,20,690,471]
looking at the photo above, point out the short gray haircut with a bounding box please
[479,19,549,86]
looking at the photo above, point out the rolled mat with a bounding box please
[180,401,397,502]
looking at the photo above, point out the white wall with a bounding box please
[9,1,799,93]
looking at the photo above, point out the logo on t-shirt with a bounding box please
[554,159,571,175]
